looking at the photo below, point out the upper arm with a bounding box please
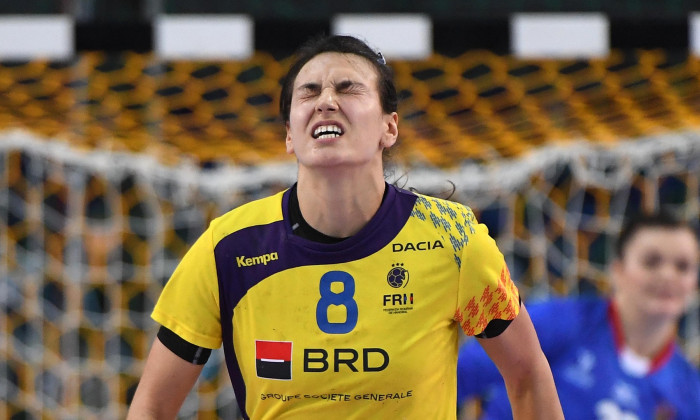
[127,337,205,419]
[476,306,564,419]
[477,305,549,389]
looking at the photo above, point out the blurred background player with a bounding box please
[457,211,700,419]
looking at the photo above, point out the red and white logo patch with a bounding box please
[255,340,292,380]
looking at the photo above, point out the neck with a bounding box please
[296,167,386,238]
[611,297,676,359]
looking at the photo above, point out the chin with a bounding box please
[298,153,343,167]
[304,158,351,169]
[303,153,371,169]
[646,300,687,320]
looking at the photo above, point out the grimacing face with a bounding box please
[285,52,398,171]
[612,227,699,320]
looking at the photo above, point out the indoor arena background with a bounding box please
[1,2,699,419]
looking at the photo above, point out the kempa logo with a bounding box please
[237,252,278,267]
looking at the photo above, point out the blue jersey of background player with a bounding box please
[457,212,700,420]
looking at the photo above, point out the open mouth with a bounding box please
[312,124,344,139]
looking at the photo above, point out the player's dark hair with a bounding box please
[279,34,398,124]
[615,211,697,258]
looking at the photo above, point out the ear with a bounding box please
[285,122,294,154]
[381,112,399,148]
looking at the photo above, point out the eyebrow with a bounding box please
[296,79,365,91]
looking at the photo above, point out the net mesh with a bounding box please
[1,50,699,419]
[0,50,699,167]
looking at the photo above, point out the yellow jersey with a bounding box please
[152,184,520,419]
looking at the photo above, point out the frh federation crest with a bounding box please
[387,263,409,288]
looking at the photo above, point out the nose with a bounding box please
[658,260,678,282]
[316,87,338,113]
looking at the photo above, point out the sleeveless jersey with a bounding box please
[152,184,520,419]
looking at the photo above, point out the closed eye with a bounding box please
[296,80,366,99]
[297,83,321,97]
[335,80,365,93]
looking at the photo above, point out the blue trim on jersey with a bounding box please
[213,184,418,418]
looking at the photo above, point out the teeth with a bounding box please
[313,125,343,138]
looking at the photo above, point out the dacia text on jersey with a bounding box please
[392,240,444,252]
[237,252,278,267]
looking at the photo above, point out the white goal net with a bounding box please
[1,129,699,419]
